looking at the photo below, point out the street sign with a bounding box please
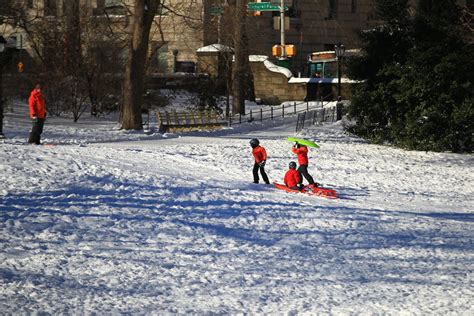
[210,7,224,16]
[247,2,288,11]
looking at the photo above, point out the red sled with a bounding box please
[273,182,337,199]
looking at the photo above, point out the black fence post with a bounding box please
[260,108,263,121]
[336,98,343,121]
[239,113,242,124]
[271,107,273,120]
[307,101,309,112]
[282,104,285,118]
[249,110,253,122]
[294,101,297,114]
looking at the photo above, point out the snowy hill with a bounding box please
[1,102,473,314]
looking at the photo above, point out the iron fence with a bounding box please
[295,106,337,132]
[228,95,334,126]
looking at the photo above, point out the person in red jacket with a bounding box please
[291,143,316,187]
[250,138,270,184]
[28,83,46,145]
[284,161,301,190]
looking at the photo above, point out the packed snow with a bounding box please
[1,100,473,314]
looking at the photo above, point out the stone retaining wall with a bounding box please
[250,60,306,104]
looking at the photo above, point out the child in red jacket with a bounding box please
[291,143,315,186]
[250,138,270,184]
[28,83,46,145]
[284,161,301,190]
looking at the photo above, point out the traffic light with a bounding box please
[285,44,295,57]
[272,44,296,58]
[272,45,283,57]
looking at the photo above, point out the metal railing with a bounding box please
[228,95,334,126]
[295,106,337,132]
[154,94,337,133]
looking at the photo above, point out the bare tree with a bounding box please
[121,0,161,130]
[6,1,126,121]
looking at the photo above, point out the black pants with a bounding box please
[253,163,270,184]
[28,118,45,144]
[297,165,314,185]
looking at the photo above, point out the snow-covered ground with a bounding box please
[1,101,473,314]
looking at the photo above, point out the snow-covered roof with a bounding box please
[196,44,233,53]
[289,77,362,84]
[247,55,293,78]
[249,55,269,62]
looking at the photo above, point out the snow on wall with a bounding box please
[196,44,234,53]
[248,55,293,79]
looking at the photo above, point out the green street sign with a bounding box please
[210,7,224,16]
[247,2,288,11]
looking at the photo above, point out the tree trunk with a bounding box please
[64,0,81,74]
[122,0,160,130]
[232,0,246,115]
[242,31,255,102]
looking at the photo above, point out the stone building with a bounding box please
[2,0,472,75]
[2,0,206,74]
[205,0,473,76]
[205,0,376,76]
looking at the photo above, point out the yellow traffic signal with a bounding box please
[285,44,295,57]
[272,44,296,58]
[272,45,283,57]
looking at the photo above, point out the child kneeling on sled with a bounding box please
[284,161,301,190]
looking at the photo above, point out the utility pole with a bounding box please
[280,0,286,59]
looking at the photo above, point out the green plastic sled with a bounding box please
[287,137,320,148]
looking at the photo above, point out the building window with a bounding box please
[351,0,357,13]
[105,0,121,7]
[92,0,104,15]
[104,0,125,15]
[467,0,474,10]
[157,44,169,73]
[44,0,57,17]
[149,43,169,73]
[328,0,338,19]
[324,43,334,51]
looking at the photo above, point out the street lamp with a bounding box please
[0,35,7,138]
[334,42,345,100]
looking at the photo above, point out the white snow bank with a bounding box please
[0,100,473,314]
